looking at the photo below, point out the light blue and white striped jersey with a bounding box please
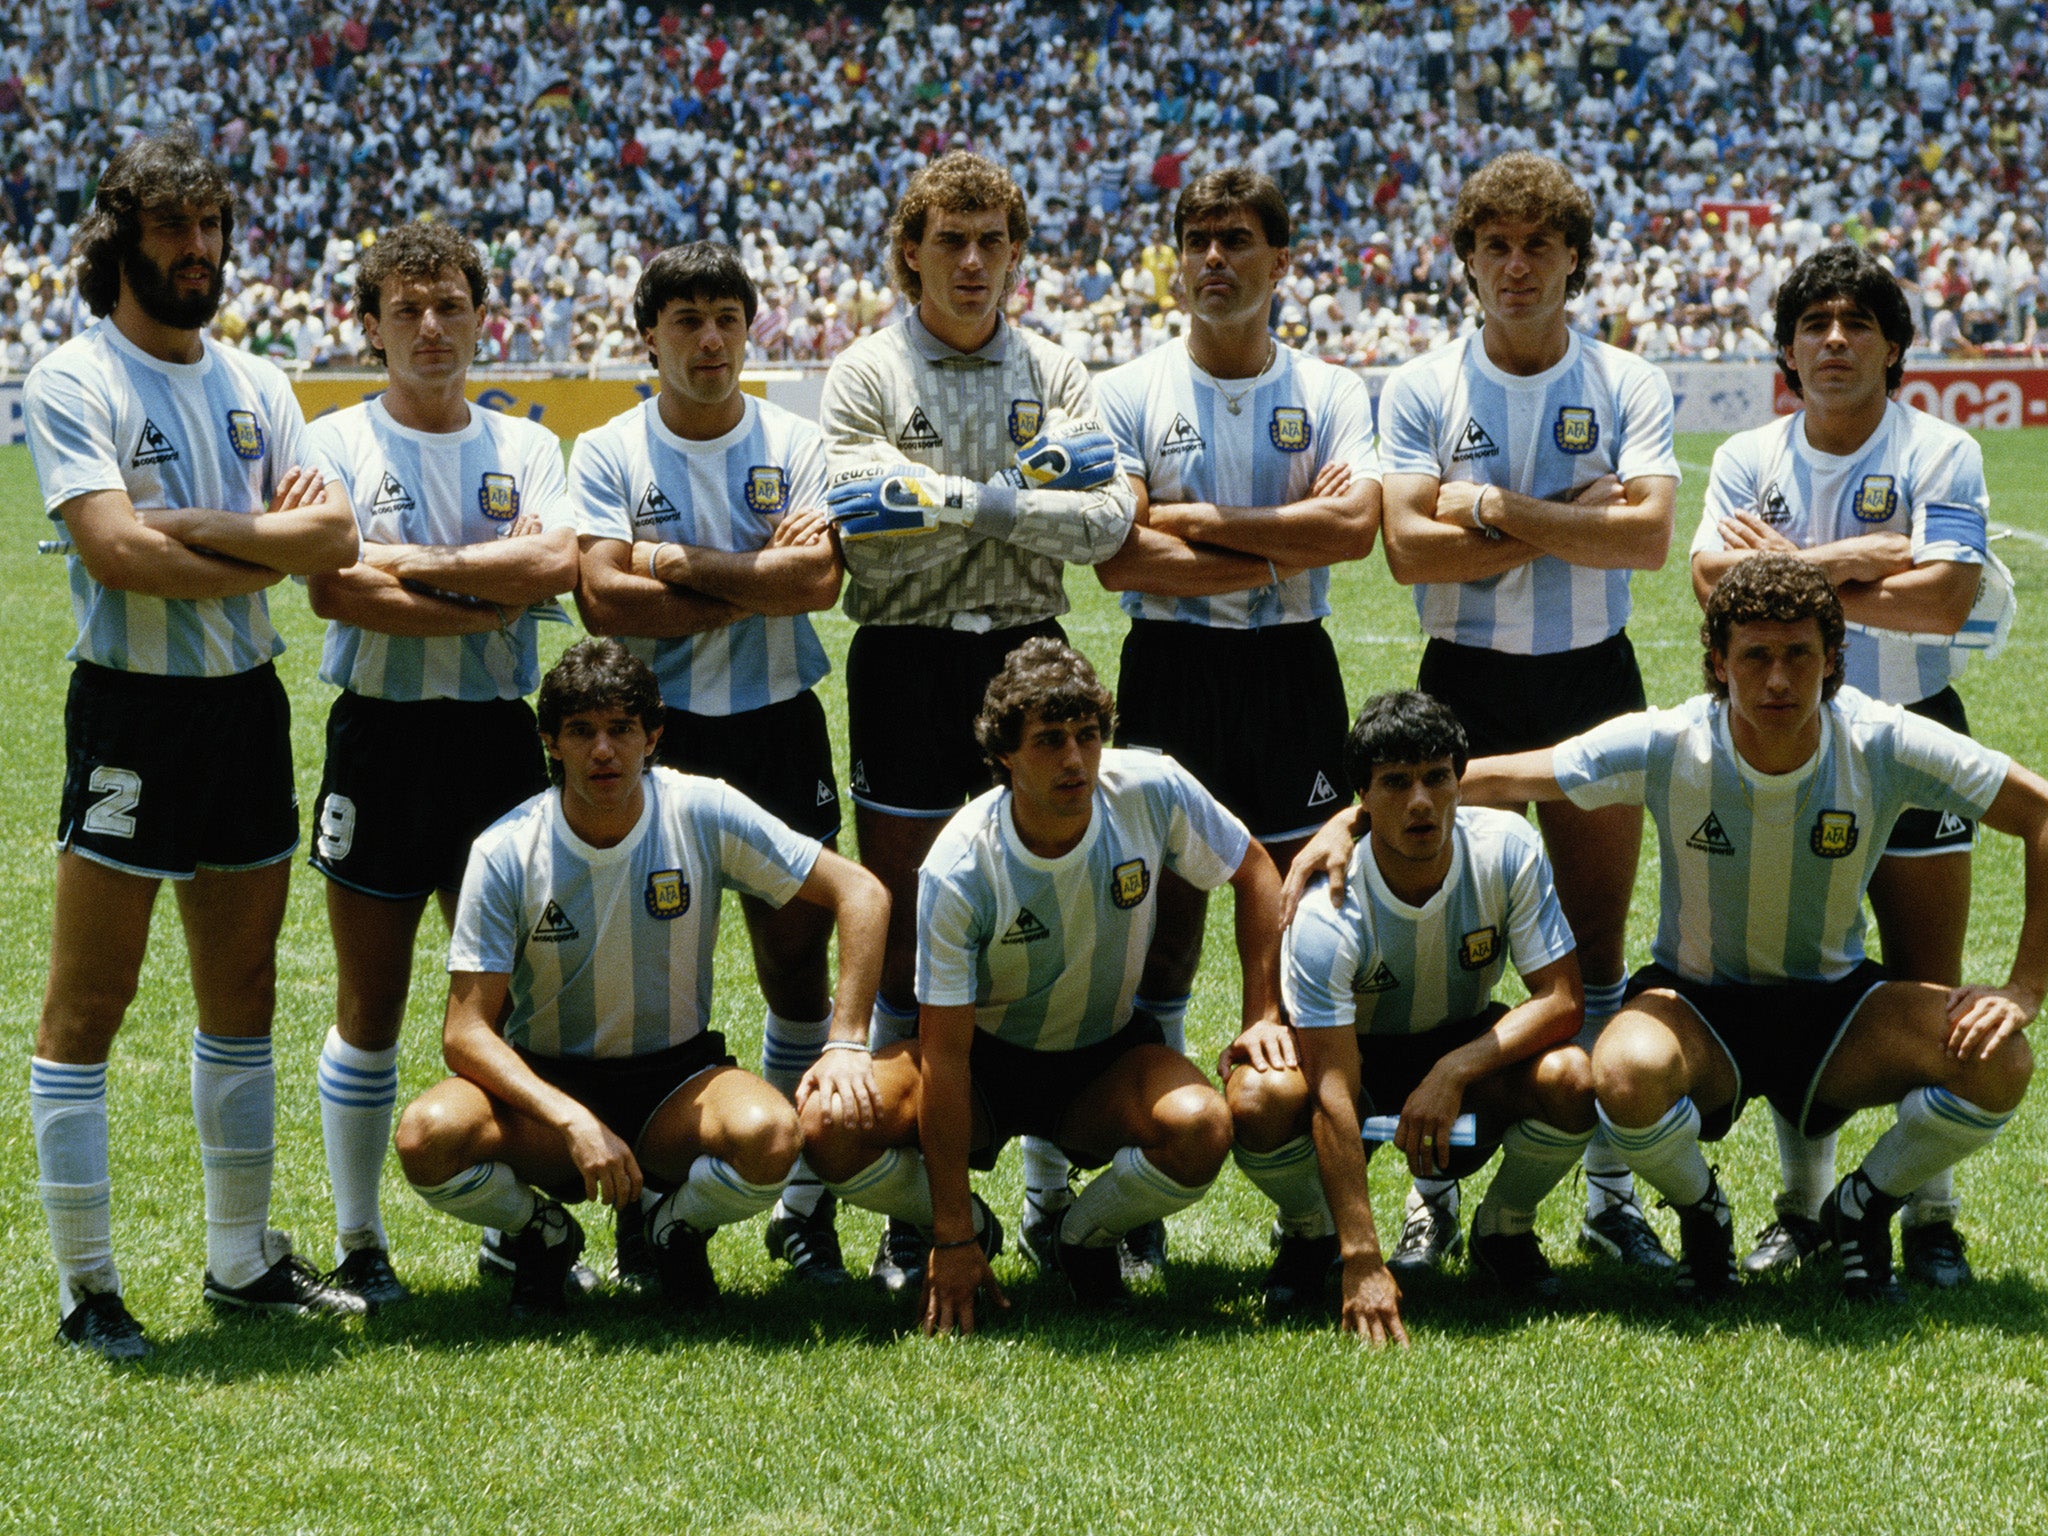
[23,320,312,676]
[1377,329,1679,655]
[917,750,1251,1051]
[1096,337,1380,628]
[1554,688,2009,985]
[1694,401,2005,702]
[307,398,574,701]
[569,394,830,715]
[448,766,821,1058]
[1283,807,1576,1037]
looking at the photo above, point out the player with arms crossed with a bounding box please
[1457,556,2043,1301]
[1691,245,2017,1286]
[1373,150,1679,1275]
[394,641,888,1316]
[818,153,1134,1293]
[24,129,360,1358]
[801,640,1275,1328]
[571,243,855,1286]
[1089,166,1381,1279]
[1233,691,1591,1339]
[302,220,580,1308]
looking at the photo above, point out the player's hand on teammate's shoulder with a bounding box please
[921,1242,1008,1338]
[1277,809,1365,926]
[795,1047,880,1130]
[1942,983,2042,1062]
[1217,1018,1298,1079]
[1338,1254,1408,1349]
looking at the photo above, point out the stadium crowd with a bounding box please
[1,0,2046,374]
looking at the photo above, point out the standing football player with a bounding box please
[1091,165,1381,1279]
[1691,244,2015,1286]
[395,641,888,1317]
[818,152,1134,1294]
[1371,151,1680,1276]
[302,219,580,1309]
[24,129,360,1358]
[571,243,856,1286]
[801,639,1274,1328]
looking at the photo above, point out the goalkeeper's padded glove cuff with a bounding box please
[969,481,1018,537]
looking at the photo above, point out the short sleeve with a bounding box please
[783,421,830,514]
[447,840,523,974]
[567,427,634,543]
[1374,361,1443,478]
[711,783,822,906]
[520,423,577,533]
[23,360,123,516]
[1094,358,1147,480]
[1693,439,1754,553]
[1553,710,1660,811]
[1158,759,1253,891]
[1281,880,1363,1031]
[1612,358,1680,484]
[1319,367,1381,482]
[1501,826,1577,978]
[915,865,985,1008]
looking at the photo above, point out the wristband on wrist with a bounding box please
[931,1234,983,1251]
[819,1039,871,1055]
[1470,484,1493,531]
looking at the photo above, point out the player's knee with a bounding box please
[1958,1029,2034,1115]
[1534,1046,1597,1132]
[724,1095,804,1185]
[1590,1020,1685,1123]
[1156,1084,1233,1182]
[1226,1062,1310,1151]
[797,1098,868,1182]
[394,1094,474,1184]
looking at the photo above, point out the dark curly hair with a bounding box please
[537,639,665,783]
[1773,244,1914,397]
[886,151,1029,303]
[354,221,488,364]
[1451,151,1595,300]
[974,638,1117,788]
[1344,692,1469,794]
[1701,553,1846,701]
[73,126,235,319]
[1174,165,1291,250]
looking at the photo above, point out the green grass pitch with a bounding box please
[2,431,2047,1534]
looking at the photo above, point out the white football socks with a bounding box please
[1858,1087,2011,1204]
[762,1009,834,1220]
[318,1027,399,1259]
[1232,1134,1334,1238]
[191,1031,277,1289]
[651,1154,784,1240]
[412,1161,539,1233]
[867,998,918,1052]
[1597,1097,1711,1208]
[1474,1118,1594,1238]
[1059,1147,1212,1250]
[1905,1166,1959,1230]
[1021,1137,1074,1210]
[828,1147,935,1228]
[1410,1176,1460,1216]
[1769,1107,1836,1221]
[32,1057,118,1315]
[1134,992,1190,1053]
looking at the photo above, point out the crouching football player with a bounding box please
[801,639,1279,1331]
[394,640,886,1316]
[1446,556,2042,1301]
[1235,692,1591,1343]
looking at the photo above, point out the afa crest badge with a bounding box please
[744,466,787,514]
[1269,407,1311,453]
[1111,858,1150,910]
[1553,407,1597,454]
[1458,926,1500,971]
[645,869,690,919]
[1811,811,1859,859]
[226,410,265,461]
[1009,399,1044,445]
[479,472,520,522]
[1854,476,1897,523]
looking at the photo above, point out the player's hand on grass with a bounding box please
[1396,1066,1467,1175]
[769,507,835,546]
[1338,1255,1408,1348]
[1716,511,1801,553]
[795,1048,880,1130]
[1278,808,1366,927]
[1000,418,1119,492]
[1217,1019,1298,1079]
[827,462,978,539]
[921,1242,1008,1337]
[564,1109,643,1209]
[1942,983,2041,1061]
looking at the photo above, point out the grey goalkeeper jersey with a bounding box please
[820,310,1135,629]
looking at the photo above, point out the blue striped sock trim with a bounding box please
[193,1032,273,1069]
[1584,977,1627,1020]
[39,1184,112,1213]
[1127,1148,1208,1200]
[416,1164,499,1200]
[1923,1086,2011,1134]
[1597,1097,1695,1153]
[1231,1137,1317,1174]
[1508,1118,1594,1152]
[30,1059,107,1101]
[200,1146,274,1170]
[834,1148,911,1200]
[317,1058,399,1108]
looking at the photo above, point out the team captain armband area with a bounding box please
[2,429,2047,1532]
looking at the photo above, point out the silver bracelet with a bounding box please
[1266,559,1281,588]
[1470,483,1492,531]
[819,1039,871,1055]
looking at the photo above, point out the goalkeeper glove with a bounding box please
[826,463,982,540]
[997,418,1120,492]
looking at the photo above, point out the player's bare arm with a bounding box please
[1692,524,1974,635]
[1296,1023,1408,1347]
[631,514,843,617]
[354,522,579,608]
[1143,458,1381,568]
[790,850,891,1131]
[1434,472,1676,571]
[1947,763,2048,1058]
[1215,842,1294,1076]
[1381,470,1544,585]
[138,470,358,574]
[58,474,327,598]
[1394,955,1583,1176]
[573,534,745,637]
[916,1000,1008,1335]
[1096,473,1304,597]
[441,969,643,1209]
[305,560,508,637]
